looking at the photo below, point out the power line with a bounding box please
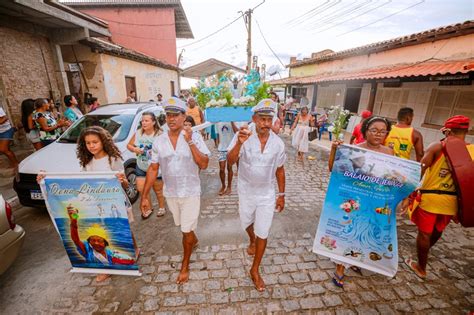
[289,0,343,28]
[100,18,175,27]
[177,13,244,49]
[307,0,373,29]
[255,19,285,67]
[284,0,331,26]
[337,0,426,37]
[312,0,392,34]
[178,0,266,50]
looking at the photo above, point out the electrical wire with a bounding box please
[337,0,426,37]
[284,0,331,26]
[289,0,343,29]
[177,13,244,49]
[178,0,266,49]
[255,19,286,67]
[99,18,175,27]
[312,0,392,34]
[308,0,373,29]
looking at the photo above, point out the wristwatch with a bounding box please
[277,192,285,197]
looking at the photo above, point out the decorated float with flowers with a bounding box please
[191,69,270,122]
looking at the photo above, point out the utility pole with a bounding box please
[244,9,252,74]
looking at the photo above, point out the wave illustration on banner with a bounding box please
[313,144,421,277]
[40,173,140,276]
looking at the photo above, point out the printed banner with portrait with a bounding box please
[313,145,421,277]
[40,173,140,276]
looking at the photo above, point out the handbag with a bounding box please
[308,128,318,141]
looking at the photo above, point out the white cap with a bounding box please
[251,98,277,116]
[164,97,187,113]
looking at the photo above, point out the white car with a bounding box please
[13,102,165,208]
[0,194,25,275]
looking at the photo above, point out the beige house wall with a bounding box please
[61,44,179,105]
[373,81,474,148]
[291,34,474,76]
[100,54,178,104]
[315,84,346,111]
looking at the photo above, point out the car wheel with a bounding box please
[125,166,139,204]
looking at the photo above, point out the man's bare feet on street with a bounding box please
[250,269,265,292]
[247,242,256,256]
[176,269,189,284]
[224,187,232,195]
[218,187,226,196]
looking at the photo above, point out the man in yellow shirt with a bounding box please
[404,115,473,279]
[384,107,424,161]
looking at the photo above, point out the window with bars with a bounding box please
[425,89,474,126]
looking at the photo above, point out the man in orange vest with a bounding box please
[186,97,204,125]
[384,107,424,161]
[403,115,473,279]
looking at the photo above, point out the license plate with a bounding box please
[30,190,44,200]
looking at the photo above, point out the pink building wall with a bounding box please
[78,7,177,65]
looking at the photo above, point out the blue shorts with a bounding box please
[0,127,14,140]
[218,151,228,162]
[135,166,162,179]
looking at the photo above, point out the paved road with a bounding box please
[1,135,473,314]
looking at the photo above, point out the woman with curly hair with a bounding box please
[77,126,139,281]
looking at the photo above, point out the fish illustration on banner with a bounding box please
[313,145,421,277]
[39,173,140,276]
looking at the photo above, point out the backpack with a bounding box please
[442,136,474,227]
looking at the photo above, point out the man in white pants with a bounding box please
[227,99,286,291]
[141,97,210,284]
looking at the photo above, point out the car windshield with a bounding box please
[58,114,134,143]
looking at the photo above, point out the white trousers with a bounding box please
[238,194,275,239]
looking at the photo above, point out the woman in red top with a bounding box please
[350,110,372,144]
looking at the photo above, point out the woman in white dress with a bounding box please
[290,106,314,161]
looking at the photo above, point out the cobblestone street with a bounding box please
[1,135,473,314]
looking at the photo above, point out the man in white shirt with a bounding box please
[216,122,238,195]
[227,99,286,292]
[141,97,210,284]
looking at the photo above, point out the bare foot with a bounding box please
[247,242,256,256]
[95,274,110,282]
[176,269,190,284]
[224,187,232,195]
[250,269,265,292]
[218,187,226,196]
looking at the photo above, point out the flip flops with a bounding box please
[404,257,426,279]
[156,208,166,217]
[332,272,345,288]
[141,209,153,220]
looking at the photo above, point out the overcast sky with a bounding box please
[178,0,473,88]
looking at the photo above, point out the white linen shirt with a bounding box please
[228,131,286,198]
[151,131,211,198]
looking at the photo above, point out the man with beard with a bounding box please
[227,99,286,291]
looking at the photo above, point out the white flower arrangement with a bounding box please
[232,95,255,106]
[205,99,228,108]
[328,105,351,140]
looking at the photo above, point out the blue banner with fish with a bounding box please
[312,144,421,277]
[40,173,140,276]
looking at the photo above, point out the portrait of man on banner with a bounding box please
[40,173,140,276]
